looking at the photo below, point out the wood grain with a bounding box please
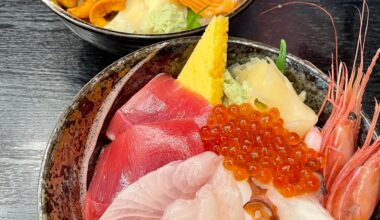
[0,0,379,219]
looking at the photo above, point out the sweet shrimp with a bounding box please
[310,2,380,218]
[319,1,380,191]
[326,101,380,219]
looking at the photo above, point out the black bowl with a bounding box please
[38,37,379,219]
[41,0,254,55]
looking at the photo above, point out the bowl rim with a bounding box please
[37,36,378,219]
[40,0,255,39]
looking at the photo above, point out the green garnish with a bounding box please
[276,39,287,73]
[187,6,209,29]
[254,98,268,111]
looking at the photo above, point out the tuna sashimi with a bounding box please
[100,152,221,220]
[162,162,245,220]
[83,119,205,220]
[106,73,212,141]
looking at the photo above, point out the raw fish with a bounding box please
[84,119,205,220]
[162,185,242,220]
[162,161,246,220]
[254,180,333,220]
[80,51,161,199]
[106,73,212,141]
[100,152,221,220]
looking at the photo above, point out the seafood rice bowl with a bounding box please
[39,2,380,220]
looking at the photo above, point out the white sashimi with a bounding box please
[236,181,252,220]
[208,161,238,186]
[254,180,334,220]
[102,151,330,220]
[304,126,323,152]
[162,185,222,220]
[100,152,221,220]
[162,162,246,220]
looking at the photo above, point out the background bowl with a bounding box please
[38,37,379,219]
[41,0,254,55]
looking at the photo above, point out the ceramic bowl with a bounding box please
[38,37,379,219]
[41,0,254,55]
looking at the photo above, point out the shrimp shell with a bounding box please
[326,101,380,220]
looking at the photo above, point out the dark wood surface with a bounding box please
[0,0,379,219]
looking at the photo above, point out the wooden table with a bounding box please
[0,0,379,219]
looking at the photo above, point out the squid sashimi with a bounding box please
[162,161,246,220]
[252,180,333,220]
[100,152,221,220]
[106,73,212,141]
[84,119,205,220]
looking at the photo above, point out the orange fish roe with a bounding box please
[200,103,325,197]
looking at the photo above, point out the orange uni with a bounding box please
[68,0,97,19]
[200,103,324,197]
[57,0,78,8]
[89,0,125,27]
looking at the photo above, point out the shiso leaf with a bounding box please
[276,39,287,73]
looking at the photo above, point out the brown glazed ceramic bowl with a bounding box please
[41,0,254,55]
[38,37,379,219]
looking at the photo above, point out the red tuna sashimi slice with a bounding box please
[83,119,205,220]
[106,73,212,141]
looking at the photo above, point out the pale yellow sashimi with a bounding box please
[177,16,228,105]
[231,58,318,137]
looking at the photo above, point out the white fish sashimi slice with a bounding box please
[136,161,182,208]
[162,185,245,220]
[194,186,221,220]
[116,164,182,214]
[107,181,163,216]
[163,163,246,220]
[162,185,220,220]
[135,174,173,211]
[100,152,221,220]
[254,180,334,220]
[152,165,180,203]
[161,200,198,220]
[108,160,198,214]
[214,186,246,220]
[207,162,246,220]
[157,161,190,201]
[208,161,238,187]
[172,155,221,194]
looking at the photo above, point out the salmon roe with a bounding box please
[200,103,325,197]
